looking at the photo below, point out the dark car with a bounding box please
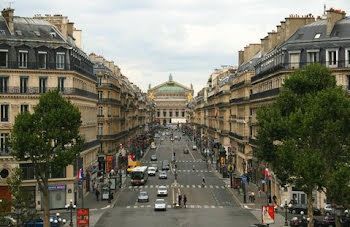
[183,149,189,154]
[0,216,16,227]
[289,204,321,215]
[151,155,157,161]
[322,215,335,227]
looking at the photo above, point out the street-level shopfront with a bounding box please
[40,184,68,210]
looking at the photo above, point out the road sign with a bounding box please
[77,208,89,227]
[261,205,275,224]
[242,176,247,184]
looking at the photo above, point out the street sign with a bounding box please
[78,179,83,186]
[261,205,275,224]
[77,208,89,227]
[242,176,247,184]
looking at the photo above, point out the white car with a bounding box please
[192,145,197,150]
[154,199,166,211]
[324,203,334,214]
[151,143,156,149]
[147,167,156,176]
[157,185,168,196]
[158,171,167,179]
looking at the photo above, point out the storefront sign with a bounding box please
[77,208,89,227]
[106,155,113,172]
[261,205,275,224]
[48,184,66,191]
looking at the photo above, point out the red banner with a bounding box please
[77,208,89,227]
[261,205,275,224]
[106,155,113,172]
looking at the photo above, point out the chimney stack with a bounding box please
[2,8,14,35]
[238,50,244,66]
[326,8,346,36]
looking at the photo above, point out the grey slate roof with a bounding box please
[0,16,65,43]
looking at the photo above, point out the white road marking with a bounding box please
[186,185,190,188]
[144,185,148,188]
[219,206,224,208]
[139,186,143,189]
[215,185,219,189]
[197,185,201,188]
[147,205,151,208]
[155,185,159,188]
[101,205,110,210]
[126,206,131,209]
[192,185,196,188]
[190,205,195,208]
[140,205,144,208]
[90,208,98,211]
[150,185,154,188]
[197,205,202,208]
[211,205,216,208]
[200,170,203,172]
[204,205,209,208]
[134,205,138,208]
[180,185,184,188]
[221,186,225,189]
[128,186,132,189]
[167,205,171,208]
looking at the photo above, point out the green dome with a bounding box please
[157,85,184,93]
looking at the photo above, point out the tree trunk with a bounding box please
[307,191,314,227]
[43,187,50,227]
[335,211,341,227]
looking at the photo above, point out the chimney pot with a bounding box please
[1,7,14,35]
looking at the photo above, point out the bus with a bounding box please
[130,166,148,185]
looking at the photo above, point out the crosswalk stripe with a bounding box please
[126,206,131,209]
[147,205,151,208]
[190,205,195,208]
[221,186,225,189]
[200,170,203,172]
[150,185,153,188]
[140,205,144,208]
[197,205,202,208]
[197,185,201,188]
[219,206,224,208]
[134,206,138,208]
[129,186,132,189]
[192,185,195,188]
[139,186,143,189]
[144,185,148,188]
[211,205,216,208]
[167,205,171,208]
[210,185,213,188]
[186,185,190,188]
[204,205,209,208]
[215,186,219,189]
[181,185,184,188]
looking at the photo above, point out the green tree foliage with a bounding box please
[10,90,83,227]
[256,64,350,227]
[7,168,37,225]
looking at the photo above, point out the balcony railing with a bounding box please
[82,140,100,151]
[96,83,120,91]
[98,98,121,105]
[1,61,95,81]
[230,81,245,90]
[229,131,245,140]
[250,88,280,101]
[0,86,97,99]
[229,96,249,104]
[249,137,258,146]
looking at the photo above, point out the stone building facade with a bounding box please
[148,74,193,125]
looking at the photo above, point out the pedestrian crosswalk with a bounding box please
[176,169,215,173]
[125,204,225,209]
[123,184,226,190]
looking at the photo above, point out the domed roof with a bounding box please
[157,84,184,93]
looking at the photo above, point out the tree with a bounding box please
[7,168,37,225]
[256,64,350,227]
[10,90,84,227]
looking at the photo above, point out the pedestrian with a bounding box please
[258,188,261,198]
[178,194,182,206]
[183,194,187,208]
[252,191,255,203]
[95,188,100,201]
[273,194,277,205]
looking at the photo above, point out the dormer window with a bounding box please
[0,50,8,68]
[289,51,301,69]
[15,30,22,36]
[314,33,321,39]
[18,50,28,68]
[56,52,65,69]
[34,31,40,37]
[307,50,320,64]
[50,32,56,38]
[345,48,350,68]
[326,49,338,68]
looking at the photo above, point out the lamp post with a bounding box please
[108,175,112,203]
[283,199,289,226]
[65,199,76,227]
[242,161,247,203]
[50,213,66,227]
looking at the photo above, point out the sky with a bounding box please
[4,0,350,94]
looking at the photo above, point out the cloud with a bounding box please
[11,0,350,93]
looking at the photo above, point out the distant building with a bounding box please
[148,74,194,125]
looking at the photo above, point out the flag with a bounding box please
[78,168,84,179]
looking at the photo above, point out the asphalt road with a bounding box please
[95,128,257,227]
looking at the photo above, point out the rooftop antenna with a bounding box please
[7,1,15,8]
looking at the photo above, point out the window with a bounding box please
[314,33,321,39]
[108,105,111,117]
[98,91,103,100]
[38,51,47,69]
[20,163,35,180]
[21,104,28,113]
[0,133,9,153]
[326,49,338,67]
[0,77,8,93]
[163,111,166,117]
[56,52,65,69]
[39,77,47,93]
[98,106,103,116]
[97,77,102,86]
[18,50,28,68]
[0,50,8,67]
[345,48,350,67]
[20,77,28,93]
[1,104,9,122]
[307,50,319,64]
[182,111,185,117]
[98,123,103,136]
[58,77,65,92]
[169,112,172,117]
[176,111,179,117]
[289,51,300,69]
[347,75,350,90]
[157,112,160,117]
[107,91,111,98]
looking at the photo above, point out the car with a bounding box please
[192,145,197,150]
[154,134,160,138]
[289,204,321,215]
[183,149,189,154]
[324,204,334,215]
[157,185,168,196]
[154,199,167,211]
[151,164,158,172]
[322,215,335,227]
[151,155,157,161]
[159,171,167,179]
[0,216,16,227]
[174,136,178,140]
[162,160,170,170]
[170,137,174,141]
[138,191,149,202]
[147,167,156,176]
[151,142,156,149]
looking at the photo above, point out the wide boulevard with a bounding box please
[95,128,257,227]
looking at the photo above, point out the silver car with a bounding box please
[154,199,166,211]
[157,186,168,196]
[151,163,158,172]
[138,191,149,202]
[159,171,167,179]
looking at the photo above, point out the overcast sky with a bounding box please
[5,0,350,94]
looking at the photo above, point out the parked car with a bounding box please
[289,204,321,215]
[322,215,335,227]
[154,199,166,211]
[147,167,156,176]
[0,216,16,227]
[157,185,168,196]
[138,191,149,202]
[324,204,334,215]
[159,171,167,179]
[183,149,189,154]
[151,154,157,161]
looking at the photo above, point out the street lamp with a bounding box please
[50,213,66,227]
[282,199,290,226]
[108,176,112,203]
[65,199,76,227]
